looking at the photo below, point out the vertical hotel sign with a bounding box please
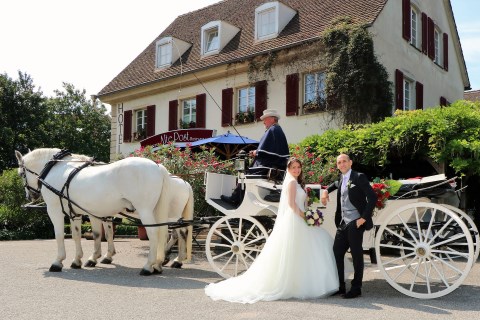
[117,103,123,151]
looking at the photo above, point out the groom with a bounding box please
[321,154,377,299]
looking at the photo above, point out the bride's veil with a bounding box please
[276,171,295,219]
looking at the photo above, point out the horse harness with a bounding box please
[21,149,193,228]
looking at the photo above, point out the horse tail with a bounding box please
[183,183,194,262]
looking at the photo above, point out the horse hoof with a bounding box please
[100,257,112,264]
[161,257,170,266]
[84,260,97,268]
[171,261,183,269]
[49,265,63,272]
[153,268,163,274]
[139,269,153,276]
[71,262,82,269]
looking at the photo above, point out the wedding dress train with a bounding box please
[205,173,339,303]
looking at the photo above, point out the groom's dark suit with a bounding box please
[326,170,377,296]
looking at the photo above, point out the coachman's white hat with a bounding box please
[260,109,281,120]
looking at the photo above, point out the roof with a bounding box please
[464,89,480,102]
[98,0,387,97]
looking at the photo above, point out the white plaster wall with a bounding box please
[370,0,465,109]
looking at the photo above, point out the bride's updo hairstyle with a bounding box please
[287,157,305,188]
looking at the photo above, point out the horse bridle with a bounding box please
[19,149,73,201]
[19,160,42,200]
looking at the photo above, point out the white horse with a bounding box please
[15,148,193,275]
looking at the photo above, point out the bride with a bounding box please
[205,157,339,303]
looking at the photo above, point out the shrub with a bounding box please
[0,169,53,240]
[130,144,235,217]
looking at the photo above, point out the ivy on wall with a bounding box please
[322,17,393,125]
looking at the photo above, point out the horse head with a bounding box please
[15,148,61,201]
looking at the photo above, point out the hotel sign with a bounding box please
[140,129,216,148]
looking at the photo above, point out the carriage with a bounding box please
[202,156,479,299]
[16,148,478,299]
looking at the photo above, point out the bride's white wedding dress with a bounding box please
[205,173,339,303]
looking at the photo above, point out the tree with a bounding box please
[0,72,49,172]
[45,83,111,162]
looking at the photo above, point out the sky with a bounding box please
[1,0,479,109]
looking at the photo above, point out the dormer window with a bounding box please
[157,43,172,67]
[201,21,240,57]
[254,1,296,41]
[257,8,276,38]
[204,28,219,53]
[155,36,191,69]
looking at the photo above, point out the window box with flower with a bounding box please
[302,97,326,115]
[179,120,196,129]
[235,109,255,125]
[133,128,146,141]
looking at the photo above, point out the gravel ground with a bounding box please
[1,238,479,320]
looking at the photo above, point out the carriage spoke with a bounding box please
[414,207,423,243]
[409,257,423,291]
[431,233,468,249]
[225,220,237,242]
[213,229,233,244]
[430,253,464,275]
[424,208,436,242]
[239,253,250,270]
[384,226,416,247]
[210,243,232,249]
[427,217,454,245]
[212,249,233,261]
[381,251,416,266]
[431,249,469,258]
[392,256,418,281]
[380,243,415,251]
[242,224,257,244]
[244,235,267,247]
[238,218,243,242]
[219,253,235,271]
[398,214,420,245]
[428,256,452,287]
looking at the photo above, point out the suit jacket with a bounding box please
[326,170,377,230]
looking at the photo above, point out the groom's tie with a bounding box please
[341,175,348,194]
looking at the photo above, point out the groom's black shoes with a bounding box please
[331,287,346,296]
[343,289,361,299]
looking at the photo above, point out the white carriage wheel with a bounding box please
[398,204,480,282]
[441,204,480,262]
[375,202,475,299]
[205,214,269,279]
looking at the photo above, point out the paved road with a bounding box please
[1,238,479,320]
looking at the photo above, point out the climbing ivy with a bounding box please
[322,17,393,124]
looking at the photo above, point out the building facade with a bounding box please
[98,0,470,160]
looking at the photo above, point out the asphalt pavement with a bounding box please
[1,238,479,320]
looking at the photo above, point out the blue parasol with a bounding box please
[190,131,258,159]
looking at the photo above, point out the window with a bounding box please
[403,78,415,111]
[434,28,441,65]
[257,8,276,38]
[181,98,196,128]
[135,109,147,140]
[157,43,172,67]
[410,7,419,48]
[204,28,219,53]
[303,72,326,113]
[236,87,255,124]
[254,2,296,41]
[155,36,191,69]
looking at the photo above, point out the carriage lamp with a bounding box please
[235,150,247,172]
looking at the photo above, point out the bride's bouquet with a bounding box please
[305,207,324,227]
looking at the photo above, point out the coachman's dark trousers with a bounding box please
[333,221,365,292]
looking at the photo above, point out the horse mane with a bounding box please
[25,148,93,165]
